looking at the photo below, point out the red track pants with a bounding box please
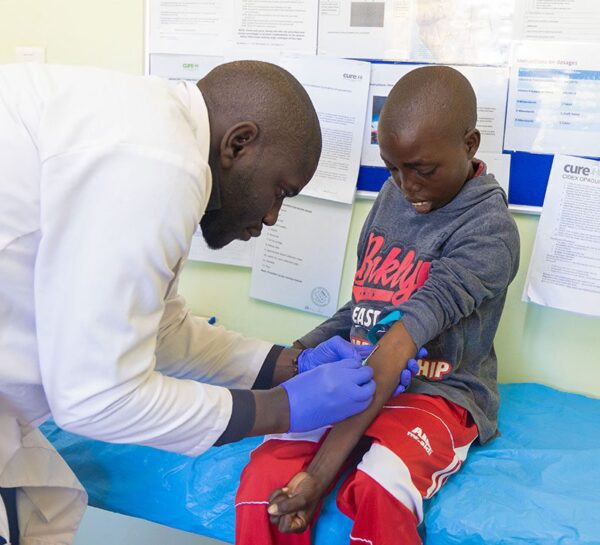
[236,394,478,545]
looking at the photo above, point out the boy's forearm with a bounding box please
[305,321,417,489]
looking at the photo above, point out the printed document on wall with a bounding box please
[230,0,318,54]
[361,63,508,168]
[250,196,353,316]
[188,227,256,267]
[285,56,371,203]
[147,0,229,55]
[514,0,600,42]
[408,0,514,65]
[504,41,600,158]
[317,0,514,65]
[148,54,223,80]
[317,0,412,60]
[523,155,600,317]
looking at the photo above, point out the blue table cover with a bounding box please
[41,383,600,544]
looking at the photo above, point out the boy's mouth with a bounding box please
[411,200,433,214]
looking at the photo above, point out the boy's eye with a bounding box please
[417,168,436,177]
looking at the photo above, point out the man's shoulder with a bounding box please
[39,68,202,167]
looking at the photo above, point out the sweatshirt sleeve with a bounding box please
[35,145,235,456]
[398,221,520,349]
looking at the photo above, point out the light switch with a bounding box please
[16,46,46,63]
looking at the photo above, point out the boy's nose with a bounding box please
[401,172,422,194]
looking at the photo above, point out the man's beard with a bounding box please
[199,210,239,250]
[200,210,230,249]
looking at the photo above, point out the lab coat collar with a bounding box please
[183,82,220,212]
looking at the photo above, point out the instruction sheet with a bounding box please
[504,41,600,158]
[524,155,600,317]
[250,195,353,316]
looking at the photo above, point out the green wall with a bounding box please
[2,0,598,397]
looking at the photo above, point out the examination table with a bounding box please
[41,384,600,545]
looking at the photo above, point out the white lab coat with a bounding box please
[0,64,273,544]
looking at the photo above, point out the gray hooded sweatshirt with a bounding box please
[299,163,520,443]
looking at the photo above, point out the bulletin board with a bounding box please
[145,1,600,216]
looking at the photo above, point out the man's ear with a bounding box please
[464,128,481,159]
[219,122,259,169]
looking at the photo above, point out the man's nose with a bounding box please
[263,200,283,226]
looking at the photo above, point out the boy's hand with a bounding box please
[391,346,427,396]
[267,471,324,533]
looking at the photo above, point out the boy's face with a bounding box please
[378,122,480,214]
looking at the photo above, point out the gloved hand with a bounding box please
[392,347,427,397]
[296,336,363,374]
[282,359,375,432]
[355,345,427,397]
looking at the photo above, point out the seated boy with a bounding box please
[235,65,520,545]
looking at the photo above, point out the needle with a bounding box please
[361,344,380,366]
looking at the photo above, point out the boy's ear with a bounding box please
[219,121,259,169]
[464,128,481,160]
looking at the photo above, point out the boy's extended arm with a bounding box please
[268,320,416,533]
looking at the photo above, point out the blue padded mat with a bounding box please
[41,384,600,544]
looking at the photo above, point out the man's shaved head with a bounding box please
[199,60,322,176]
[380,65,477,143]
[377,65,481,214]
[197,61,323,248]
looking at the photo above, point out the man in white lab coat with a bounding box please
[0,61,377,544]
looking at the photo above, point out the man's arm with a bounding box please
[156,287,299,389]
[36,148,242,456]
[268,321,416,532]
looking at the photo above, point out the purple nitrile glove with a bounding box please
[296,336,362,374]
[355,345,427,397]
[282,359,375,432]
[392,347,427,397]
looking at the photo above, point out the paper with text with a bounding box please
[514,0,600,43]
[523,155,600,317]
[230,0,318,54]
[504,41,600,157]
[147,0,229,55]
[318,0,513,66]
[148,53,223,80]
[250,196,353,316]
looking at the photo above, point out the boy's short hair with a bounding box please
[380,66,477,141]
